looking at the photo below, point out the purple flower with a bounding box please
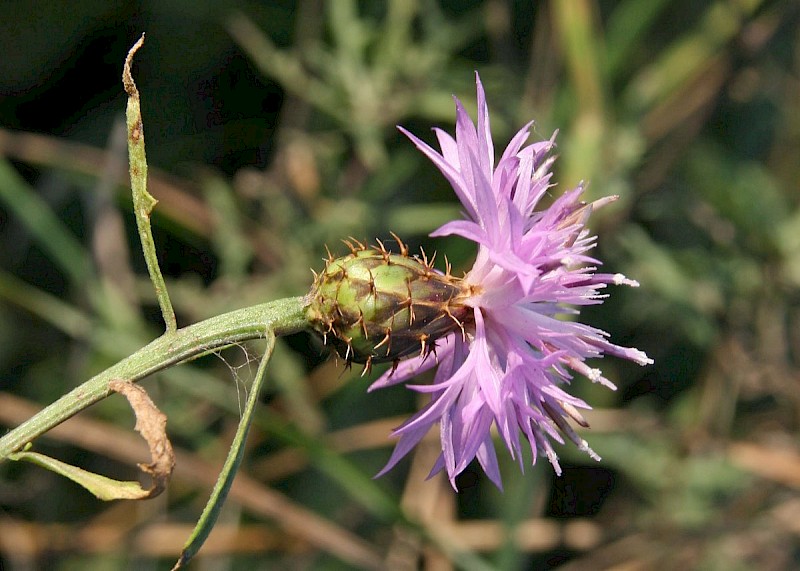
[369,73,652,489]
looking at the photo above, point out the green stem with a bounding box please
[123,34,177,333]
[0,296,308,461]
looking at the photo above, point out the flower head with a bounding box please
[306,240,471,370]
[368,73,652,489]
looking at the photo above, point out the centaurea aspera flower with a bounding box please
[368,74,653,489]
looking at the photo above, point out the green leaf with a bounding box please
[172,330,276,570]
[9,449,153,501]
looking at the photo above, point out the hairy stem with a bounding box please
[0,296,308,460]
[123,34,177,332]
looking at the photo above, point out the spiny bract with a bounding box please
[305,239,471,372]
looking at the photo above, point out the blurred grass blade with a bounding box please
[553,0,605,111]
[604,0,672,78]
[0,270,91,337]
[386,203,462,237]
[374,0,416,72]
[0,158,91,285]
[226,11,343,121]
[552,0,609,189]
[494,465,547,569]
[328,0,366,64]
[268,339,326,433]
[203,176,253,282]
[253,413,403,521]
[624,0,763,113]
[172,330,276,570]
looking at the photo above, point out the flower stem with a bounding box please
[0,296,308,461]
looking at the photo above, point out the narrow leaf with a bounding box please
[122,34,177,332]
[9,449,153,501]
[172,330,276,570]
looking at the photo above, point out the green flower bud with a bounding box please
[305,239,471,370]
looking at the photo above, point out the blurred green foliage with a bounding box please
[1,0,798,569]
